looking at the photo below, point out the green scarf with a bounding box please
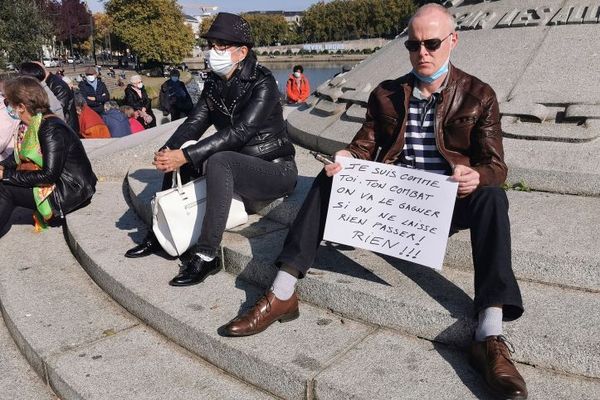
[15,113,54,230]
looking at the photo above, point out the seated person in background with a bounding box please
[0,76,96,235]
[120,105,145,134]
[159,69,193,121]
[19,62,65,121]
[124,75,156,129]
[286,65,310,104]
[102,101,132,138]
[74,94,111,139]
[0,81,19,161]
[78,66,110,115]
[33,61,79,133]
[125,13,297,288]
[222,4,528,400]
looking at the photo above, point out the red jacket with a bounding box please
[286,74,310,103]
[78,104,111,139]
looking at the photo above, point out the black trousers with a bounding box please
[162,151,298,258]
[276,170,524,321]
[0,182,37,234]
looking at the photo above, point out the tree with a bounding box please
[105,0,195,64]
[0,0,54,63]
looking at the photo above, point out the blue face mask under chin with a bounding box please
[411,59,449,84]
[171,76,179,82]
[5,105,20,120]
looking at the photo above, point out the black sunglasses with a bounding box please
[404,33,453,52]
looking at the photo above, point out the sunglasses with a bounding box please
[404,33,453,52]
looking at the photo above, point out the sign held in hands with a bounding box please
[323,157,458,270]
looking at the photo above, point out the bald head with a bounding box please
[409,3,456,33]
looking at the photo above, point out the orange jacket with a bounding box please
[78,104,111,139]
[286,74,310,103]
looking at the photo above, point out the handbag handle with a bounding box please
[171,168,184,191]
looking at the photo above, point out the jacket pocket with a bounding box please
[444,116,477,151]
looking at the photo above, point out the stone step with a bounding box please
[66,181,600,399]
[0,307,57,400]
[0,210,276,400]
[127,146,600,293]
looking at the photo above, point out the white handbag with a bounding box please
[151,144,248,257]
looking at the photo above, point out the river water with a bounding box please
[188,62,346,102]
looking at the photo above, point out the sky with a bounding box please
[88,1,327,14]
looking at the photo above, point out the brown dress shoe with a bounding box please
[470,335,528,400]
[222,291,299,337]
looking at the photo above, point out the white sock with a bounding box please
[475,307,503,342]
[271,270,298,300]
[195,253,215,262]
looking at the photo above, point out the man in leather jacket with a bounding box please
[221,5,528,400]
[124,13,298,287]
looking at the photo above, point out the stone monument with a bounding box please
[287,0,600,195]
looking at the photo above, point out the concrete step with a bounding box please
[127,146,600,293]
[65,182,600,399]
[125,147,600,378]
[0,306,57,400]
[0,210,276,400]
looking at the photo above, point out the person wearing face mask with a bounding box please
[0,76,96,236]
[219,5,528,400]
[124,75,156,129]
[125,13,298,290]
[0,80,19,161]
[286,65,310,104]
[159,69,193,121]
[78,66,110,115]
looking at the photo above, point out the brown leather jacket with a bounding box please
[345,64,506,187]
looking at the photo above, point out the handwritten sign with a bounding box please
[323,157,458,270]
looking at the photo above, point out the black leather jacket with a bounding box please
[78,79,110,115]
[164,53,295,169]
[46,73,79,133]
[1,116,97,217]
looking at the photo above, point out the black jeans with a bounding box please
[0,182,37,235]
[162,151,297,258]
[276,170,523,321]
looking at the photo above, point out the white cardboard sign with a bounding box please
[323,156,458,270]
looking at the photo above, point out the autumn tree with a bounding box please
[105,0,195,64]
[0,0,53,63]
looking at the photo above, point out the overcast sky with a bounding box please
[88,1,327,14]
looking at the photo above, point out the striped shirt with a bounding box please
[397,88,451,175]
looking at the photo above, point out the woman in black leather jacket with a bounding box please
[125,13,298,287]
[0,76,97,236]
[123,75,156,129]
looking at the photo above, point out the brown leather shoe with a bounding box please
[470,335,528,400]
[222,291,299,337]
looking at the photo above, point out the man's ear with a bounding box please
[451,32,459,49]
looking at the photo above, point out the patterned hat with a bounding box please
[201,12,254,47]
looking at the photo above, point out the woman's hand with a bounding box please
[153,149,187,172]
[324,150,353,177]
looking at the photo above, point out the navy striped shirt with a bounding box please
[397,90,451,175]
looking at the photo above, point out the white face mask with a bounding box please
[293,71,301,78]
[86,75,96,83]
[208,48,240,77]
[136,82,144,89]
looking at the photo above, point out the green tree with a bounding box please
[0,0,53,63]
[105,0,195,64]
[301,0,415,43]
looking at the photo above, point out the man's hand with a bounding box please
[451,165,480,198]
[153,149,187,172]
[87,96,96,101]
[325,150,353,177]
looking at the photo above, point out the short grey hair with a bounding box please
[410,3,456,31]
[104,100,120,111]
